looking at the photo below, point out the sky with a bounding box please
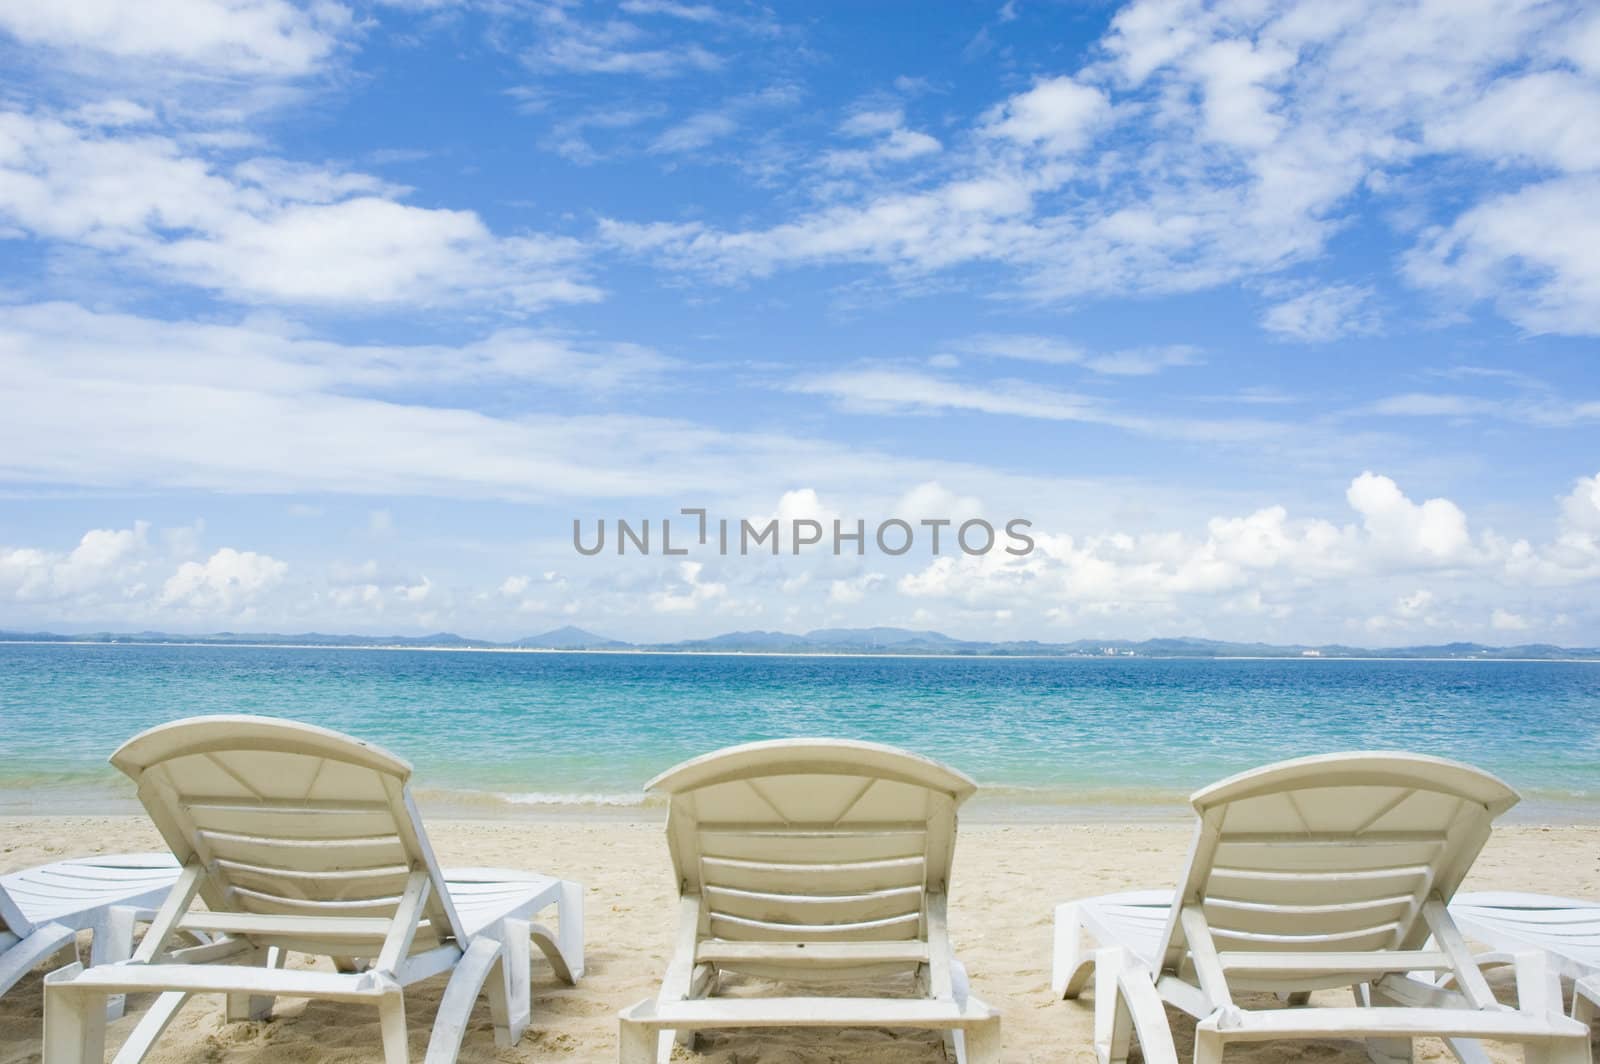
[1,0,1598,645]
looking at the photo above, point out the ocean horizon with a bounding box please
[4,641,1596,823]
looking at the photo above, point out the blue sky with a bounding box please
[1,0,1598,644]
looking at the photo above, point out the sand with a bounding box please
[2,816,1597,1064]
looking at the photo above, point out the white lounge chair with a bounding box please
[617,738,999,1064]
[42,715,584,1064]
[2,853,181,1016]
[1052,752,1592,1064]
[1451,892,1600,1023]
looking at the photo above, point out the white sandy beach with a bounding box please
[2,816,1596,1064]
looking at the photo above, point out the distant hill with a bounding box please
[512,626,628,649]
[804,627,967,648]
[2,627,1596,659]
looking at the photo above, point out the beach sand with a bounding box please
[2,816,1596,1064]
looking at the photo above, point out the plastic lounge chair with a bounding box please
[1052,753,1591,1064]
[618,738,999,1063]
[42,715,583,1064]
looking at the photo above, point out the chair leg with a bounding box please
[1361,982,1414,1064]
[1573,976,1597,1025]
[491,920,532,1047]
[947,959,972,1064]
[90,907,137,1021]
[963,1016,1001,1064]
[379,992,410,1064]
[558,879,584,982]
[618,1017,656,1064]
[1193,1023,1225,1064]
[424,934,515,1064]
[1054,903,1095,999]
[225,946,283,1022]
[114,991,191,1064]
[1524,1038,1590,1064]
[0,922,78,1000]
[43,964,107,1064]
[1095,951,1135,1064]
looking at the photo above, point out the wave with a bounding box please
[412,785,665,812]
[503,791,650,807]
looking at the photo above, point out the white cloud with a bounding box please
[650,111,737,154]
[0,0,352,77]
[1082,346,1200,376]
[0,523,150,603]
[649,561,728,613]
[1346,471,1474,565]
[602,0,1600,336]
[821,109,942,173]
[161,547,287,612]
[1491,607,1530,632]
[0,109,598,310]
[1261,284,1378,342]
[6,472,1600,640]
[619,0,722,23]
[1365,588,1443,633]
[1405,176,1600,335]
[524,7,721,77]
[0,522,296,626]
[955,334,1085,365]
[3,301,1113,506]
[1559,472,1600,534]
[828,572,884,605]
[839,110,904,138]
[1426,71,1600,174]
[889,470,1600,641]
[792,367,1282,442]
[981,76,1108,154]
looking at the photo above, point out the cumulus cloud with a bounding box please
[981,76,1108,154]
[161,548,287,612]
[889,471,1600,640]
[1491,608,1530,632]
[0,523,151,604]
[0,523,290,625]
[1345,471,1474,566]
[5,473,1600,640]
[649,561,729,613]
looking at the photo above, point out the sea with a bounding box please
[2,642,1596,821]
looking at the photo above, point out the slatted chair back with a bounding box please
[1157,752,1518,992]
[111,715,466,958]
[648,739,976,961]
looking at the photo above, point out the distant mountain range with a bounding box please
[3,625,1597,659]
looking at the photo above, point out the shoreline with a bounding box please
[5,640,1598,663]
[5,792,1600,826]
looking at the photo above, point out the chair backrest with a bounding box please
[647,739,976,945]
[112,715,465,952]
[1157,751,1518,977]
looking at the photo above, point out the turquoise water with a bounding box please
[1,643,1597,819]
